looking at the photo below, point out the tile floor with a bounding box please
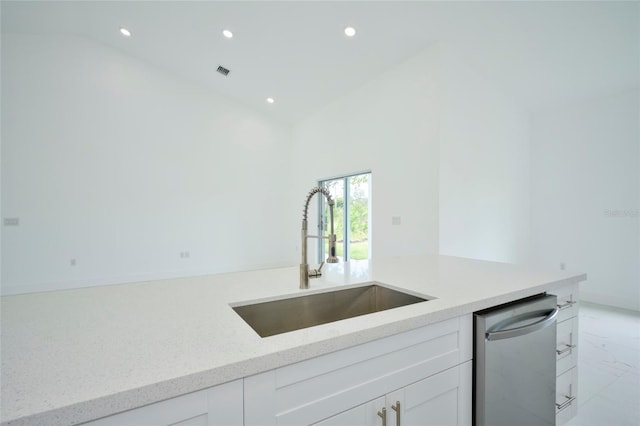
[565,301,640,426]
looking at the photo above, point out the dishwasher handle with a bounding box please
[486,307,559,341]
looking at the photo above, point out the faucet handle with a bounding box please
[309,262,324,278]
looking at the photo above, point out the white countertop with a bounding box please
[0,254,586,426]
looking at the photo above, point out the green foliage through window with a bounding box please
[319,173,370,261]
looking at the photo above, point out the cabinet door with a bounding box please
[311,397,386,426]
[386,361,472,426]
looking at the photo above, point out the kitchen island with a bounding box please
[0,254,585,426]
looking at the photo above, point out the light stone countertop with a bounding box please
[0,254,586,426]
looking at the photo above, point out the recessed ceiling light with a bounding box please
[223,29,233,39]
[120,27,131,37]
[266,97,275,104]
[344,27,356,37]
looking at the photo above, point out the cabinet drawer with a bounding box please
[551,284,579,323]
[556,367,578,425]
[556,317,578,374]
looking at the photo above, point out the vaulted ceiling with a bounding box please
[2,1,638,123]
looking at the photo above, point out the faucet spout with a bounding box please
[300,187,340,289]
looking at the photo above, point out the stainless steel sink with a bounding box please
[232,283,430,337]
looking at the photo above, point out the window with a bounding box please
[318,172,371,262]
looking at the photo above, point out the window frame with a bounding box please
[317,171,371,262]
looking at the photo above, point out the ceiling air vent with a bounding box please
[217,65,230,76]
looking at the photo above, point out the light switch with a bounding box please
[4,218,19,226]
[392,216,401,225]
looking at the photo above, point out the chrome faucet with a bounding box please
[300,187,339,289]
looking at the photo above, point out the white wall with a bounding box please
[1,34,294,295]
[292,45,441,262]
[7,33,628,309]
[531,90,640,311]
[438,44,531,264]
[293,43,532,265]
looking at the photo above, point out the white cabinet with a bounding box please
[81,379,243,426]
[385,361,472,426]
[550,283,580,425]
[311,397,386,426]
[244,315,472,426]
[312,362,471,426]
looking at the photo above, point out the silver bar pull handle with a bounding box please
[556,395,576,411]
[391,401,401,426]
[557,300,576,310]
[486,308,559,341]
[556,344,577,355]
[377,407,387,426]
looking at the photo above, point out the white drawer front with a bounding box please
[551,284,579,323]
[556,317,578,374]
[556,367,578,425]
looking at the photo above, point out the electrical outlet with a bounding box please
[4,218,19,226]
[70,258,77,266]
[560,262,566,270]
[392,216,401,226]
[180,251,191,259]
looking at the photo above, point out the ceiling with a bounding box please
[2,1,638,124]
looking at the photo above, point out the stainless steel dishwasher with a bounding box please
[474,294,559,426]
